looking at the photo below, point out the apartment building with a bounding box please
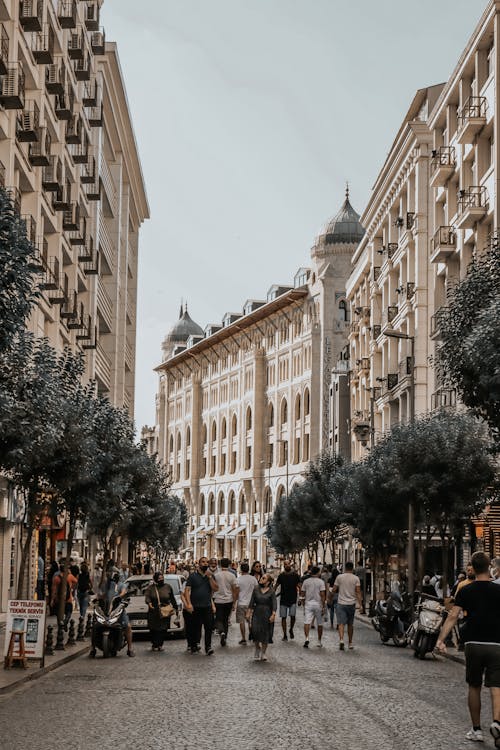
[0,0,149,609]
[146,193,364,563]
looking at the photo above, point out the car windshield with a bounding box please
[126,579,152,597]
[165,578,181,595]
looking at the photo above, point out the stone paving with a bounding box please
[0,615,492,750]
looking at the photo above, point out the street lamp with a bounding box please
[384,328,416,598]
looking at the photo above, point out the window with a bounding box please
[295,393,301,421]
[303,433,310,461]
[338,299,348,322]
[280,398,288,426]
[221,453,226,474]
[231,413,238,437]
[176,432,181,452]
[240,494,246,514]
[245,445,252,470]
[169,435,173,455]
[268,443,274,466]
[268,402,274,427]
[246,406,252,431]
[186,426,191,447]
[211,420,217,442]
[230,450,237,473]
[304,388,310,416]
[229,491,236,515]
[202,423,207,445]
[208,494,215,515]
[221,418,227,439]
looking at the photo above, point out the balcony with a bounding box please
[65,113,81,144]
[398,357,413,381]
[45,61,65,95]
[0,63,25,109]
[74,52,91,81]
[69,215,86,246]
[430,306,449,340]
[21,214,36,244]
[356,356,370,372]
[0,23,8,76]
[382,305,398,327]
[457,96,487,145]
[82,79,97,107]
[68,28,84,60]
[20,0,43,32]
[81,155,96,184]
[85,1,100,31]
[68,301,85,331]
[430,146,456,188]
[377,243,398,261]
[371,324,381,339]
[456,186,488,229]
[82,324,97,350]
[406,282,415,300]
[88,101,103,127]
[406,212,415,230]
[78,234,94,262]
[42,155,62,191]
[86,174,100,201]
[63,202,79,231]
[372,266,381,282]
[430,225,456,263]
[32,24,54,64]
[91,28,105,55]
[76,312,92,341]
[431,388,457,411]
[387,373,399,391]
[32,235,48,271]
[61,289,77,320]
[39,257,59,292]
[4,186,21,214]
[57,0,77,29]
[71,133,89,164]
[52,184,70,212]
[16,101,40,142]
[97,279,113,332]
[54,87,74,120]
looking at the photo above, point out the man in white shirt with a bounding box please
[333,561,362,650]
[234,562,257,644]
[300,566,326,648]
[213,558,237,647]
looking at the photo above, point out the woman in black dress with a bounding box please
[246,574,277,661]
[144,572,178,651]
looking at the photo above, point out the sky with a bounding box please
[101,0,485,432]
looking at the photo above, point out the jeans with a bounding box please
[78,592,90,621]
[184,609,196,649]
[192,607,213,651]
[329,599,338,627]
[214,602,233,637]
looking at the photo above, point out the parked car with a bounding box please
[124,574,184,636]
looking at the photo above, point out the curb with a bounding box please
[355,612,465,665]
[0,644,89,695]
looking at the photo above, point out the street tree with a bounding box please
[436,239,500,444]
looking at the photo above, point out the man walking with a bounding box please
[235,562,257,644]
[332,561,362,650]
[301,566,326,648]
[276,561,301,640]
[184,556,219,655]
[213,557,237,646]
[437,552,500,745]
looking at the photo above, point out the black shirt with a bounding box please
[276,572,301,606]
[455,581,500,643]
[186,572,212,608]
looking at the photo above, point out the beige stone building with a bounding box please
[0,0,149,610]
[146,193,364,564]
[346,0,499,554]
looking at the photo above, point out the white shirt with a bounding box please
[302,577,325,607]
[335,573,361,606]
[235,574,257,607]
[213,569,236,604]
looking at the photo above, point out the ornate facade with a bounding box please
[147,193,364,563]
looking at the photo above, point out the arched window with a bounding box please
[229,491,236,515]
[198,494,205,516]
[246,406,252,431]
[303,388,310,417]
[211,420,217,442]
[338,299,348,322]
[169,435,173,454]
[176,432,181,452]
[280,398,288,426]
[231,414,237,437]
[208,493,215,516]
[186,426,191,447]
[221,418,227,439]
[268,402,274,427]
[217,492,224,516]
[264,487,272,514]
[239,493,246,515]
[202,423,207,445]
[295,393,301,421]
[276,485,286,503]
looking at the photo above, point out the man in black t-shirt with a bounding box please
[437,552,500,746]
[276,562,301,641]
[184,557,219,655]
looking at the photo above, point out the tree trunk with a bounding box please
[16,522,34,599]
[441,528,449,596]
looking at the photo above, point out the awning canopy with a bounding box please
[227,524,246,539]
[215,527,232,540]
[188,524,206,537]
[251,526,268,539]
[205,525,215,533]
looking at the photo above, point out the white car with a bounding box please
[124,574,184,636]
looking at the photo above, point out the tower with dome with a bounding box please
[144,190,364,564]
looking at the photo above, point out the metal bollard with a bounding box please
[54,622,65,651]
[84,613,92,639]
[76,617,85,642]
[45,624,54,656]
[66,619,76,646]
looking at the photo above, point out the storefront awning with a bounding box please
[215,527,232,540]
[188,524,206,537]
[251,526,268,539]
[205,525,215,533]
[227,524,247,539]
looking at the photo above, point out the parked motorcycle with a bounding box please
[408,595,444,659]
[91,595,130,658]
[371,587,412,647]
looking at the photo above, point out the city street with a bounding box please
[0,617,486,750]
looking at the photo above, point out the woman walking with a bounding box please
[246,573,277,661]
[77,562,92,622]
[145,572,178,651]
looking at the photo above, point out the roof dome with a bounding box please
[320,186,365,246]
[164,304,204,345]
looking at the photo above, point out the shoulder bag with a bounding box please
[156,586,174,619]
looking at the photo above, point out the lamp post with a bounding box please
[384,329,415,598]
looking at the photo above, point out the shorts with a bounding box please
[279,603,297,619]
[337,604,355,626]
[236,605,248,624]
[465,643,500,687]
[304,603,323,625]
[119,611,129,627]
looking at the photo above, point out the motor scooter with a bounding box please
[408,594,444,659]
[372,586,412,647]
[91,595,130,658]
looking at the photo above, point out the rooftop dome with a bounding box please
[164,304,204,345]
[320,185,365,246]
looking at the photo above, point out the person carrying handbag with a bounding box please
[145,572,178,651]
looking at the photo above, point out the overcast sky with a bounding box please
[101,0,484,431]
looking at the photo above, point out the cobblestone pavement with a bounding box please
[0,616,492,750]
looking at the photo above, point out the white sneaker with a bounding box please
[466,728,484,742]
[490,721,500,746]
[316,642,323,648]
[253,649,261,661]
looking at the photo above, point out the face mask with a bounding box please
[157,580,164,586]
[199,565,209,572]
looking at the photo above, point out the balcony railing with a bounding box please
[371,324,381,339]
[85,1,100,31]
[21,214,37,244]
[91,29,105,55]
[16,101,40,142]
[456,186,488,229]
[20,0,43,32]
[431,388,457,411]
[0,160,5,188]
[457,96,487,144]
[4,186,21,214]
[0,23,9,76]
[0,62,25,109]
[430,146,456,188]
[46,61,66,95]
[406,282,415,300]
[42,155,63,192]
[372,266,381,282]
[398,357,413,379]
[430,225,456,263]
[430,306,449,339]
[32,24,55,64]
[382,305,398,326]
[57,0,77,29]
